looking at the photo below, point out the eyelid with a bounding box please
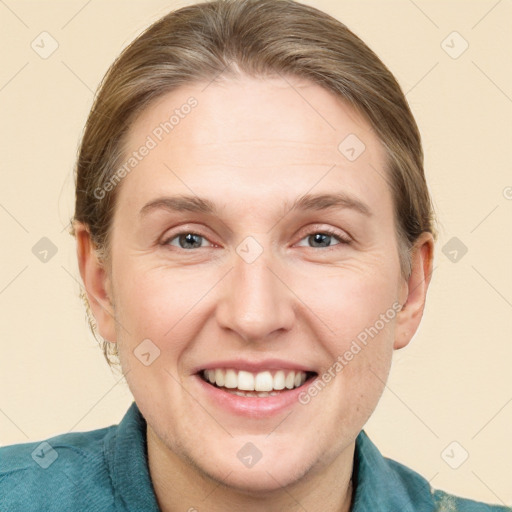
[160,224,219,247]
[160,223,353,249]
[165,233,214,248]
[293,224,352,246]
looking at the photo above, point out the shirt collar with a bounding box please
[105,401,160,512]
[108,402,434,512]
[351,430,433,512]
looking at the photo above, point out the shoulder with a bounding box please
[354,431,511,512]
[0,425,117,512]
[430,488,511,512]
[386,457,511,512]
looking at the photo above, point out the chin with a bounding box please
[193,437,320,494]
[210,458,314,495]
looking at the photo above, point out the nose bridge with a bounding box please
[216,243,294,342]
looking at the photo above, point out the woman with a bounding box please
[1,0,508,510]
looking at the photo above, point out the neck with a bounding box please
[147,426,355,512]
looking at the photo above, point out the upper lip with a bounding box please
[193,358,317,374]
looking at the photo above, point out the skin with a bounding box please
[76,75,434,512]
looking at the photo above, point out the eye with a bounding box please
[296,229,351,249]
[161,228,350,251]
[164,232,213,249]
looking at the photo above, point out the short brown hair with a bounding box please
[71,0,437,367]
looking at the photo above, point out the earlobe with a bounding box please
[74,222,117,342]
[394,232,435,350]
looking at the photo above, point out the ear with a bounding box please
[74,222,117,342]
[394,231,434,350]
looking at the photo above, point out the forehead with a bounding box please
[117,75,391,217]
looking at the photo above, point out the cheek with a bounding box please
[310,322,395,441]
[298,265,400,348]
[113,266,209,417]
[296,269,398,409]
[112,262,216,355]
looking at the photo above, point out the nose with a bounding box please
[216,247,296,344]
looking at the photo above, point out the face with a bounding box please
[78,75,432,494]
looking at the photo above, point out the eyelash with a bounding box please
[161,227,352,251]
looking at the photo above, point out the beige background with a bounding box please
[1,0,511,505]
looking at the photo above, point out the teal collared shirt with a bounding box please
[1,402,509,511]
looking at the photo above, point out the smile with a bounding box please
[200,368,317,397]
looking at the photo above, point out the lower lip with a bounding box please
[192,374,315,418]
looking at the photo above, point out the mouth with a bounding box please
[198,368,318,397]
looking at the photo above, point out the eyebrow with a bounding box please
[139,192,372,218]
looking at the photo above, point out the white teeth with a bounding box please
[215,369,225,387]
[295,372,307,387]
[202,368,310,393]
[237,370,255,391]
[273,370,285,390]
[254,371,273,392]
[224,369,238,389]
